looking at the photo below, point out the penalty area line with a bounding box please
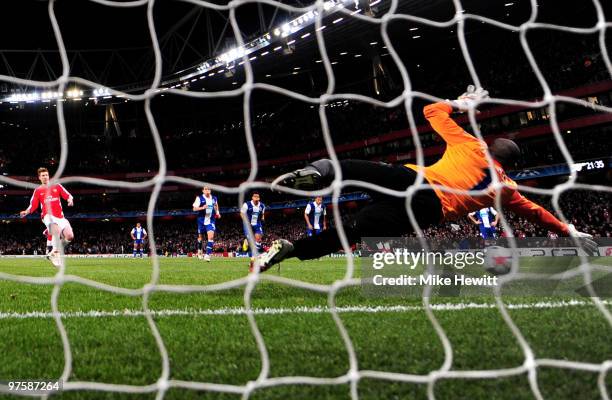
[0,299,609,320]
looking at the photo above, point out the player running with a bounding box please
[130,222,148,258]
[254,86,594,271]
[241,191,265,259]
[468,207,499,240]
[193,186,221,261]
[20,168,74,267]
[305,196,327,236]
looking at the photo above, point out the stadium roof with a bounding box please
[0,0,607,96]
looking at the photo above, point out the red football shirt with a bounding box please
[26,184,72,219]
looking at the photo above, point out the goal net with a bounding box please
[0,0,611,398]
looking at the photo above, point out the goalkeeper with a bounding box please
[254,86,594,271]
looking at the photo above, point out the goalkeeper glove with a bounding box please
[452,85,489,111]
[567,224,598,255]
[568,223,592,238]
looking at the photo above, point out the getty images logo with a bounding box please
[371,242,485,270]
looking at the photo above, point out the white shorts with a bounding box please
[43,215,72,233]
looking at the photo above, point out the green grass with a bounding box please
[0,256,610,399]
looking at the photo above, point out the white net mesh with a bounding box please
[0,0,611,398]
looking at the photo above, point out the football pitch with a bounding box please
[0,257,610,399]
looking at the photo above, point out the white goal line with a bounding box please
[1,299,609,320]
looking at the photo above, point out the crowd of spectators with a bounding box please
[0,190,609,256]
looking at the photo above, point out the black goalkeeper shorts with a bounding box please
[338,160,443,237]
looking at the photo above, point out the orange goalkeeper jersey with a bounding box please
[405,102,569,235]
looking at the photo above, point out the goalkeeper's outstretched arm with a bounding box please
[504,191,591,238]
[424,102,480,146]
[424,86,490,146]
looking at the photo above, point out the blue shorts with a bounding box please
[197,218,216,234]
[307,228,322,237]
[134,239,144,245]
[244,224,263,237]
[479,226,497,240]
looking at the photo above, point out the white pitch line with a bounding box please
[0,300,609,320]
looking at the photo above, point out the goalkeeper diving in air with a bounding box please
[253,86,595,272]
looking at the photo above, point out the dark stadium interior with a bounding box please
[0,0,610,254]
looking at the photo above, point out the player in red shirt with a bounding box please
[20,168,74,267]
